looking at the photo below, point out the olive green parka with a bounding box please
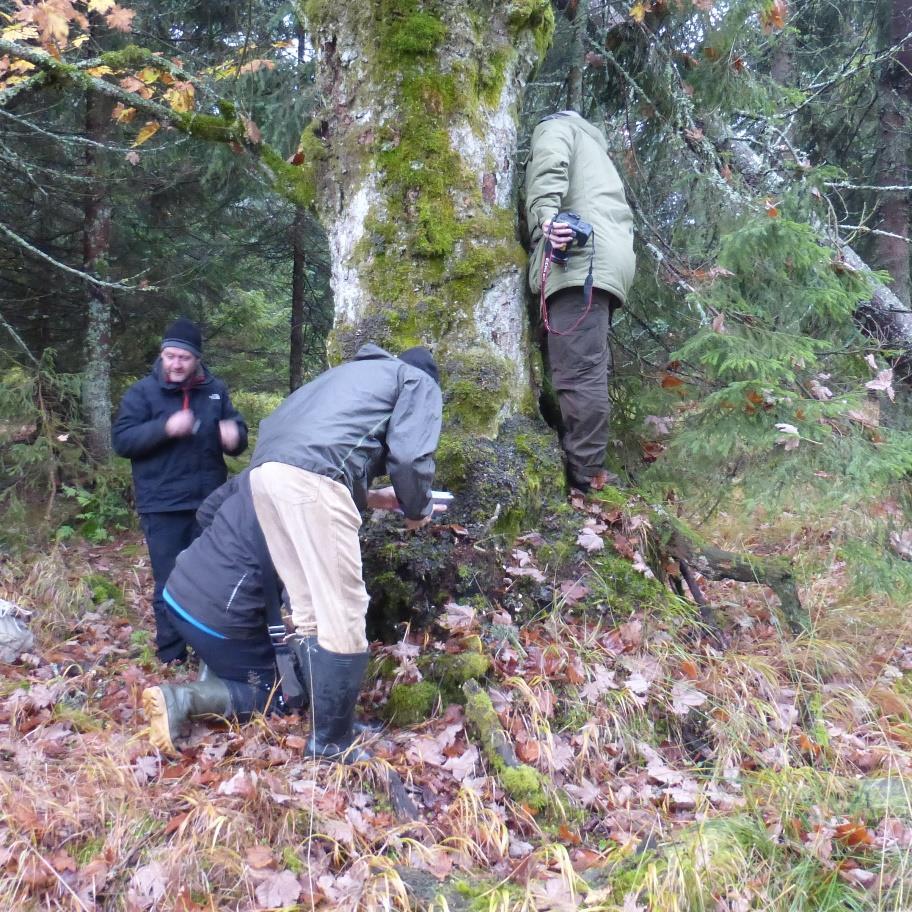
[525,113,635,303]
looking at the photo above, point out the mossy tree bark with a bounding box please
[873,0,912,307]
[299,1,564,630]
[81,85,114,463]
[302,0,555,442]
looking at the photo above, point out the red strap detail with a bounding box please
[539,250,593,337]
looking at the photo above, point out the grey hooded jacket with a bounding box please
[251,345,442,520]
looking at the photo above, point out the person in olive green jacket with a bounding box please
[525,111,636,491]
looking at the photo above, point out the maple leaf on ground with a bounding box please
[245,845,276,870]
[839,866,876,888]
[580,664,617,702]
[506,564,546,583]
[509,838,534,858]
[438,601,475,632]
[255,870,302,909]
[217,769,258,798]
[131,754,159,784]
[128,861,168,910]
[834,820,875,849]
[415,846,455,879]
[88,0,116,11]
[545,735,575,772]
[512,548,534,566]
[577,526,604,553]
[406,736,446,766]
[104,5,136,32]
[804,825,834,863]
[670,680,707,717]
[619,617,643,646]
[443,744,479,781]
[564,777,601,806]
[559,580,589,605]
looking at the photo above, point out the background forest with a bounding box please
[3,0,912,910]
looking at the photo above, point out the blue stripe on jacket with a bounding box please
[163,588,229,640]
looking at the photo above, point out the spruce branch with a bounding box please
[0,38,315,208]
[0,220,151,291]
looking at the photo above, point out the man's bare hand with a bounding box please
[542,218,574,250]
[404,515,432,531]
[219,419,241,452]
[367,485,400,511]
[165,409,195,438]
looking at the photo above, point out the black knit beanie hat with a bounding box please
[399,346,439,385]
[161,318,202,358]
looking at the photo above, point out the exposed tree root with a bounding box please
[653,509,807,633]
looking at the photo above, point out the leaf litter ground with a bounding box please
[2,492,912,911]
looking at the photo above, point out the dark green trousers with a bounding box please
[545,286,617,483]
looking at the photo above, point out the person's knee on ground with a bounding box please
[142,672,271,755]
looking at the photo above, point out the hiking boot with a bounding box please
[142,675,233,755]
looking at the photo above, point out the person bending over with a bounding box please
[248,343,442,761]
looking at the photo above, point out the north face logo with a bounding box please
[209,393,221,400]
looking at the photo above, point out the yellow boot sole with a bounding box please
[142,686,178,755]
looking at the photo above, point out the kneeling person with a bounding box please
[142,471,282,754]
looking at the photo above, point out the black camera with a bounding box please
[550,211,593,265]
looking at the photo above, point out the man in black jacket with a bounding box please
[249,343,442,760]
[112,318,248,663]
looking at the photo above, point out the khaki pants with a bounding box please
[546,286,616,481]
[250,462,369,653]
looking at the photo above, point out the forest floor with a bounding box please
[1,489,912,912]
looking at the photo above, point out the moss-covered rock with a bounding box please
[424,649,491,702]
[499,763,549,811]
[383,680,440,725]
[84,573,124,610]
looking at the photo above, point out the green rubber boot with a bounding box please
[142,676,233,755]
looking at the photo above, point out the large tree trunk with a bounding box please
[81,87,114,462]
[873,0,912,306]
[302,1,563,632]
[304,1,555,438]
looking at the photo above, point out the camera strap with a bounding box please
[540,234,596,336]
